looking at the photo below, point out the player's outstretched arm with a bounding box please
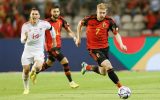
[66,27,77,42]
[114,33,127,52]
[76,20,83,47]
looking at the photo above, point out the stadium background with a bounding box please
[0,0,160,72]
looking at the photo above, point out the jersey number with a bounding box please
[96,28,100,35]
[32,34,39,39]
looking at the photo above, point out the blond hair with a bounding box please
[97,3,107,10]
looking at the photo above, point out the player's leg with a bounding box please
[41,58,54,71]
[22,65,30,94]
[21,53,32,94]
[81,49,103,75]
[81,48,122,88]
[30,59,44,84]
[81,62,100,75]
[100,59,122,88]
[81,48,111,76]
[30,52,44,84]
[100,48,122,88]
[60,57,79,88]
[51,48,73,82]
[36,52,55,74]
[55,50,79,88]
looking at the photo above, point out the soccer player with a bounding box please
[76,3,127,89]
[31,5,79,88]
[21,8,56,94]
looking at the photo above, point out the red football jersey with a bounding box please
[81,15,118,49]
[45,16,69,51]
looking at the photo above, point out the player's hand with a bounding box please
[75,39,81,47]
[73,37,77,42]
[120,44,127,52]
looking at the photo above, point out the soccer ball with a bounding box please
[118,86,131,99]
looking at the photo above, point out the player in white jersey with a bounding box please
[21,8,56,95]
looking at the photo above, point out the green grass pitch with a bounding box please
[0,71,160,100]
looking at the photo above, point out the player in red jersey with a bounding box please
[76,3,128,89]
[30,5,79,88]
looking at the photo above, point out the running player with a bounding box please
[30,5,79,88]
[76,3,127,89]
[21,8,56,94]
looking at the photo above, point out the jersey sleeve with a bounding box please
[44,21,56,38]
[44,21,52,30]
[62,19,70,30]
[20,24,27,43]
[49,26,56,38]
[81,16,90,26]
[109,18,119,35]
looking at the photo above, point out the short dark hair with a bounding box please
[52,5,60,9]
[31,7,39,11]
[29,7,39,15]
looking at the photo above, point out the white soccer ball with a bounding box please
[118,86,131,99]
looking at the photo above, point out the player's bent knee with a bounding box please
[23,65,30,73]
[34,60,43,69]
[100,59,113,70]
[60,57,68,65]
[46,59,54,66]
[56,53,65,62]
[23,69,30,74]
[99,66,107,76]
[105,65,113,71]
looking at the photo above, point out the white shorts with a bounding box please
[21,49,44,65]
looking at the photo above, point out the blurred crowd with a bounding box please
[0,0,160,38]
[119,0,160,37]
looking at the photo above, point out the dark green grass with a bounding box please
[0,71,160,100]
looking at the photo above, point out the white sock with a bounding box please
[22,73,29,90]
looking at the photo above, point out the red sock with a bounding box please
[86,65,92,70]
[116,81,122,88]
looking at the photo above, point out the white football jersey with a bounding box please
[21,20,54,51]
